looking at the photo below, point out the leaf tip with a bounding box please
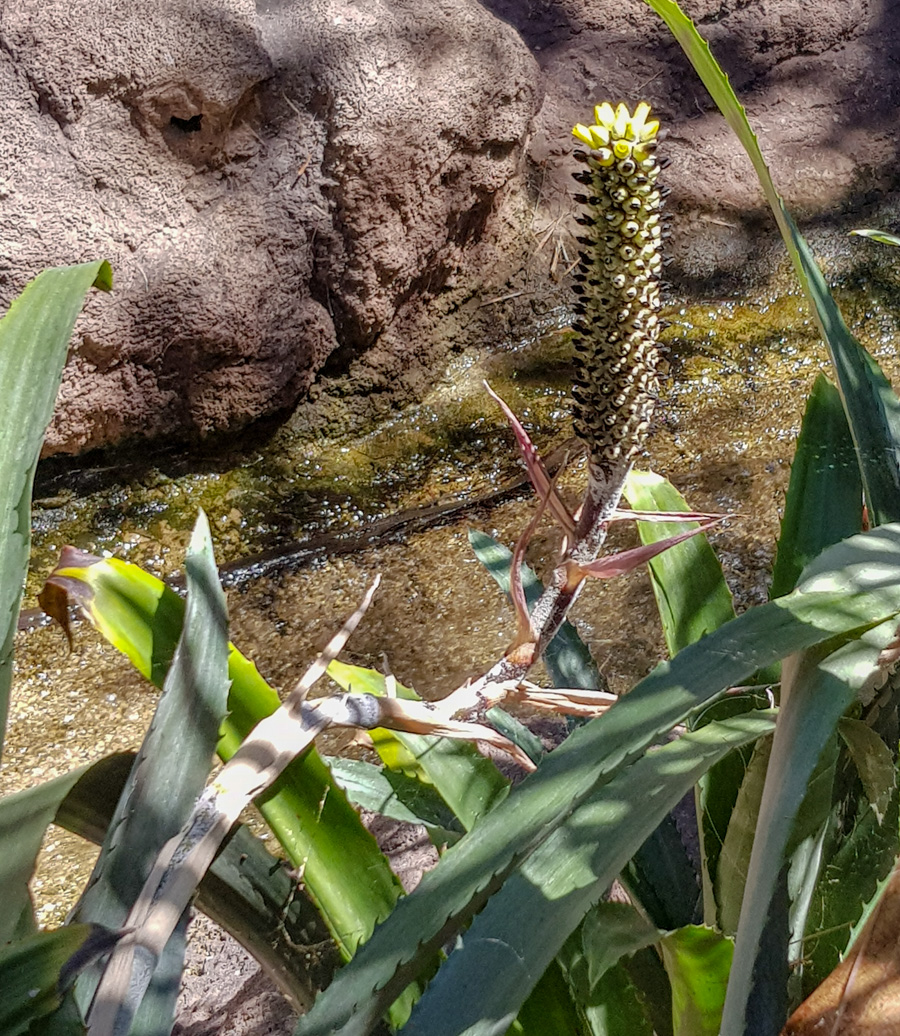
[93,260,114,292]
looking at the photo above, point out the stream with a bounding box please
[5,240,900,926]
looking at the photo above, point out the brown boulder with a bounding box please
[4,0,900,457]
[0,0,540,453]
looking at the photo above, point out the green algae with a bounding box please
[25,339,582,601]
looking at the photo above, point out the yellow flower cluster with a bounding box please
[573,102,660,165]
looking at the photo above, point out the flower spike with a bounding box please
[569,102,664,484]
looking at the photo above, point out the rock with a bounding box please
[0,0,540,453]
[3,0,900,455]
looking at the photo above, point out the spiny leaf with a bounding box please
[72,513,231,1032]
[722,618,900,1034]
[0,764,94,945]
[572,902,662,992]
[800,783,899,997]
[52,750,336,1008]
[0,924,96,1036]
[400,714,771,1036]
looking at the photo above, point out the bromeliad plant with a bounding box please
[5,3,900,1036]
[47,97,745,1035]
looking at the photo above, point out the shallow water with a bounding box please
[7,245,900,925]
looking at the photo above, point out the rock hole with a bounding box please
[170,114,203,133]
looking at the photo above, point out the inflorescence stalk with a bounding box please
[569,102,664,551]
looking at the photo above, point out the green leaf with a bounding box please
[850,228,900,248]
[721,617,900,1035]
[0,924,94,1036]
[715,736,772,936]
[72,513,231,1033]
[468,528,603,690]
[42,549,402,959]
[770,375,864,599]
[484,706,545,767]
[623,470,735,656]
[622,811,700,931]
[53,753,135,847]
[801,784,899,996]
[694,692,771,929]
[39,548,184,687]
[823,679,900,961]
[837,715,897,824]
[785,788,831,992]
[622,470,734,931]
[579,903,662,989]
[720,728,840,989]
[295,524,900,1036]
[328,756,462,846]
[643,0,900,526]
[32,988,88,1035]
[0,764,94,944]
[509,961,584,1036]
[622,949,674,1036]
[659,926,733,1036]
[782,237,900,526]
[0,261,111,766]
[763,372,873,998]
[581,961,657,1036]
[559,917,660,1036]
[327,660,509,830]
[786,733,837,927]
[399,713,772,1036]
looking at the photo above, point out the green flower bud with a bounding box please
[570,102,663,480]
